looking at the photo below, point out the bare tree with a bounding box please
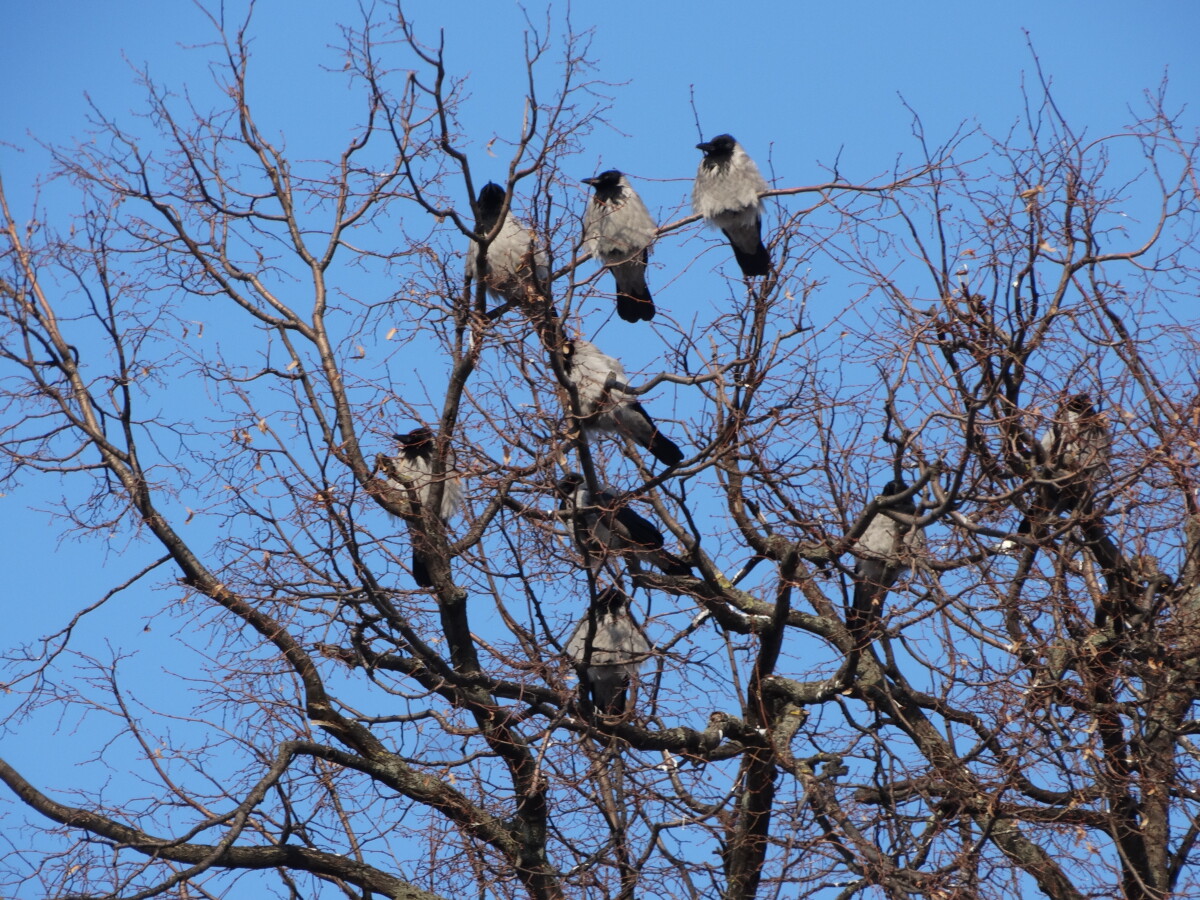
[3,6,1200,900]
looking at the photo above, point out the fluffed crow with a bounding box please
[1001,393,1111,551]
[583,170,657,322]
[466,182,549,307]
[850,479,923,637]
[565,586,652,715]
[693,134,771,277]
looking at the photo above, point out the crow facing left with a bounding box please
[582,169,658,323]
[376,427,462,587]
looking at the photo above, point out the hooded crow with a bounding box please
[377,427,462,586]
[566,587,652,715]
[1002,393,1111,551]
[1037,393,1111,506]
[850,480,923,636]
[582,170,657,323]
[556,473,689,576]
[693,134,771,277]
[560,338,683,467]
[466,182,549,307]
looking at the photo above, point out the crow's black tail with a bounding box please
[616,291,655,323]
[728,235,771,277]
[646,430,683,467]
[589,671,630,716]
[412,550,432,588]
[723,224,771,277]
[654,551,691,577]
[620,403,684,467]
[612,260,654,322]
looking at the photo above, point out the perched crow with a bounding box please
[565,587,652,715]
[377,427,462,587]
[693,134,771,277]
[556,473,689,576]
[466,182,549,307]
[1001,394,1111,551]
[560,338,683,467]
[582,170,657,323]
[850,480,923,636]
[1037,393,1111,507]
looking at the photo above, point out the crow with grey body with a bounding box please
[560,338,683,467]
[693,134,771,277]
[1006,393,1111,548]
[376,427,462,587]
[1036,393,1111,510]
[566,587,651,715]
[582,170,657,323]
[466,182,549,307]
[556,472,689,576]
[850,479,923,638]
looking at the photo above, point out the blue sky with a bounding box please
[7,2,1199,207]
[2,1,1199,894]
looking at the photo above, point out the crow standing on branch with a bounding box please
[850,479,923,639]
[556,473,689,576]
[1036,393,1111,512]
[693,134,771,277]
[565,587,652,716]
[582,170,658,323]
[560,338,683,467]
[1002,393,1112,550]
[465,182,549,308]
[376,427,462,587]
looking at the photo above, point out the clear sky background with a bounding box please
[2,1,1199,893]
[7,2,1199,209]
